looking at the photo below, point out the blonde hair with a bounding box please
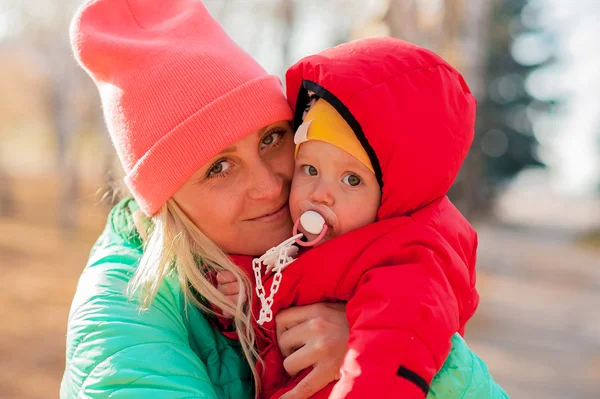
[127,199,261,395]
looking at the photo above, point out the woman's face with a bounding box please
[173,121,295,256]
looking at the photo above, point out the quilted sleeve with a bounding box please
[329,256,459,399]
[60,234,219,399]
[429,334,510,399]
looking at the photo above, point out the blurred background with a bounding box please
[0,0,599,398]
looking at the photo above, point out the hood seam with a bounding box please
[347,63,459,106]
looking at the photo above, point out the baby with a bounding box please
[220,37,480,399]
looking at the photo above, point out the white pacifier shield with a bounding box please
[300,210,325,235]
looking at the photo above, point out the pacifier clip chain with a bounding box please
[253,234,301,325]
[253,210,328,325]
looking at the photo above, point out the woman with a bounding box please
[62,1,507,399]
[62,1,354,398]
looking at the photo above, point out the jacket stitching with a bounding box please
[105,374,214,399]
[76,341,201,398]
[347,63,456,107]
[67,320,106,364]
[459,347,477,399]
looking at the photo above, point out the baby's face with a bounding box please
[290,140,381,243]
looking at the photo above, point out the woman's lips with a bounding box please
[248,202,289,222]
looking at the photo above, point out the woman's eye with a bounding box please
[343,174,361,187]
[208,160,231,176]
[303,165,318,176]
[262,134,274,146]
[261,130,284,148]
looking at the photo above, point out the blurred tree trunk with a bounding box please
[280,0,296,70]
[384,0,420,44]
[448,0,496,220]
[384,0,495,219]
[7,0,86,229]
[101,124,121,208]
[47,58,79,230]
[35,20,83,230]
[0,165,14,217]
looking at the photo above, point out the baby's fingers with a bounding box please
[218,281,240,296]
[217,270,237,284]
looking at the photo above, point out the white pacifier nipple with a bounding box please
[300,210,326,235]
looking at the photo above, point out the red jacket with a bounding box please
[234,37,478,399]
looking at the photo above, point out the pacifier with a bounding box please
[301,211,325,234]
[253,209,328,325]
[293,210,328,247]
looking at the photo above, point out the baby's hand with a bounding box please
[216,271,245,318]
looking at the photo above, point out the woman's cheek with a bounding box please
[283,138,297,174]
[195,183,241,231]
[289,180,303,221]
[215,184,244,221]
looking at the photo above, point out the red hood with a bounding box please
[286,37,476,219]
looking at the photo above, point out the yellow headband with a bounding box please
[294,99,374,174]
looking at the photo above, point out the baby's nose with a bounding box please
[309,182,335,206]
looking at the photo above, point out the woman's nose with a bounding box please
[309,180,335,206]
[247,162,283,201]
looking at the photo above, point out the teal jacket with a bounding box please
[61,199,509,398]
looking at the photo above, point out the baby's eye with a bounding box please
[342,174,362,187]
[303,165,318,176]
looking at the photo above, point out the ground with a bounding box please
[466,223,600,398]
[1,177,599,398]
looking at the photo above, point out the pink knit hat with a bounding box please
[70,0,293,216]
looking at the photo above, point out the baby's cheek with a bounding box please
[344,213,376,235]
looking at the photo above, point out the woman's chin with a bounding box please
[258,221,294,251]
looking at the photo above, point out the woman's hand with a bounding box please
[275,302,349,399]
